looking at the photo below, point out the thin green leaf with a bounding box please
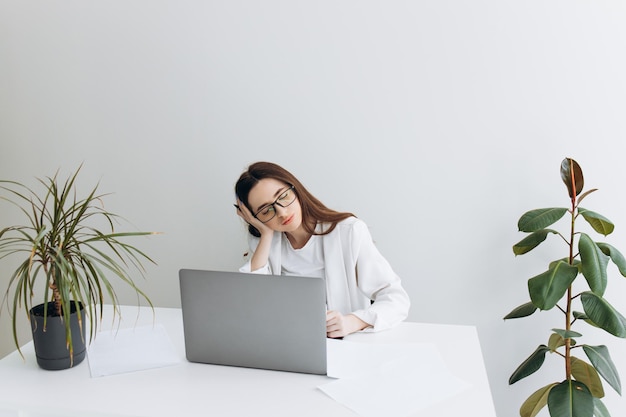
[504,301,537,320]
[571,356,604,398]
[518,208,569,232]
[577,188,598,205]
[579,233,609,296]
[0,166,158,356]
[520,383,558,417]
[528,261,579,310]
[596,243,626,278]
[581,292,626,338]
[548,379,594,417]
[513,229,560,255]
[582,345,621,395]
[579,208,614,236]
[560,157,584,198]
[509,345,550,385]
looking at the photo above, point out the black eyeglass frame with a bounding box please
[253,185,296,223]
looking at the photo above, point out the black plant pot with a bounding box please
[29,301,87,370]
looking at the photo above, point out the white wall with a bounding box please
[2,1,626,416]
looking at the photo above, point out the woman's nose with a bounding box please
[274,204,288,217]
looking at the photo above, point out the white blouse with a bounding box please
[280,234,325,278]
[239,217,410,331]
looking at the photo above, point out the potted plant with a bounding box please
[505,158,626,417]
[0,166,157,370]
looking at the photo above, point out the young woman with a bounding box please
[234,161,410,338]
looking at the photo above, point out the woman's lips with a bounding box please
[282,215,294,225]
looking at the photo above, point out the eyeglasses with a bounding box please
[254,186,297,223]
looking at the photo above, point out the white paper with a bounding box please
[320,339,471,417]
[0,403,145,417]
[326,338,431,379]
[87,324,181,378]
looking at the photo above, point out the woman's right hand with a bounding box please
[235,199,274,237]
[235,198,274,271]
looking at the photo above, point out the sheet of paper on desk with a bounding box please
[0,403,145,417]
[320,339,472,417]
[87,324,181,378]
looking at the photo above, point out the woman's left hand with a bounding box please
[326,310,369,338]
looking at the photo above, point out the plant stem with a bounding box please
[565,195,577,381]
[50,282,63,317]
[565,287,572,380]
[49,265,63,317]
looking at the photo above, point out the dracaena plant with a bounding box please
[0,166,156,359]
[505,158,626,417]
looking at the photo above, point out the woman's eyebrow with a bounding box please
[255,187,289,212]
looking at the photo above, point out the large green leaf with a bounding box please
[504,301,537,320]
[518,208,569,232]
[596,242,626,278]
[528,261,579,310]
[582,345,622,395]
[578,208,614,236]
[520,383,558,417]
[571,357,604,398]
[513,229,560,255]
[548,380,594,417]
[581,292,626,338]
[509,345,550,385]
[593,398,611,417]
[561,157,584,198]
[579,233,609,296]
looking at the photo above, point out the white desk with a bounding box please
[0,306,496,417]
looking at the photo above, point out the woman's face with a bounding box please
[246,178,303,232]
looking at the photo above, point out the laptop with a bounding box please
[179,269,327,375]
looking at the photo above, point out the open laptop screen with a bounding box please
[179,269,327,375]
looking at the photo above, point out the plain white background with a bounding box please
[2,1,626,416]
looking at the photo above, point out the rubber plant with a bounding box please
[505,157,626,417]
[0,166,157,368]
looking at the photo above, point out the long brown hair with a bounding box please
[235,162,355,237]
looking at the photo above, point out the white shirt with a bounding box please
[280,234,325,278]
[239,217,410,331]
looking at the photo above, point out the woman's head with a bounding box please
[235,162,354,237]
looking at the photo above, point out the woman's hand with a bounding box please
[235,199,274,271]
[326,311,370,338]
[235,199,274,237]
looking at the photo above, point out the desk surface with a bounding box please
[0,306,496,417]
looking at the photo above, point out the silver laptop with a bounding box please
[179,269,327,375]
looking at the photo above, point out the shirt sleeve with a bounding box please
[238,234,272,274]
[348,220,411,331]
[239,260,271,274]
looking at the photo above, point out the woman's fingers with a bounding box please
[235,199,274,236]
[235,199,254,222]
[326,311,369,338]
[326,311,345,338]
